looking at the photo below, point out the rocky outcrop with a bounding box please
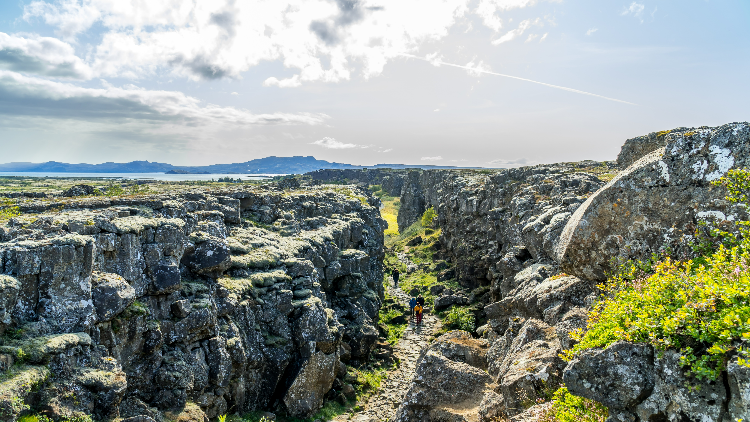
[616,127,692,169]
[393,331,495,422]
[564,342,747,422]
[388,122,750,422]
[396,164,607,291]
[308,169,410,197]
[558,122,750,280]
[0,185,386,420]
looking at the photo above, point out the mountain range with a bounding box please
[0,156,472,174]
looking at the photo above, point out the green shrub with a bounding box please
[421,206,437,228]
[104,182,125,196]
[539,387,608,422]
[444,306,475,332]
[0,198,20,221]
[568,169,750,381]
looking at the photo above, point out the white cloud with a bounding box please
[586,28,598,36]
[464,59,491,77]
[539,33,548,42]
[23,0,470,84]
[382,148,393,153]
[264,76,302,88]
[434,108,440,112]
[0,33,92,79]
[421,156,443,161]
[0,69,327,126]
[492,19,537,45]
[230,91,238,95]
[621,2,645,22]
[475,0,559,33]
[489,157,531,167]
[310,137,359,149]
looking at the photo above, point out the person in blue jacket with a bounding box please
[409,297,417,318]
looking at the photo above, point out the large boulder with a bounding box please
[563,341,655,410]
[91,272,136,322]
[557,122,750,280]
[635,350,727,421]
[0,275,20,334]
[283,350,338,417]
[394,350,494,422]
[494,319,565,416]
[616,127,693,169]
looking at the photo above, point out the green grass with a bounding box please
[379,303,408,346]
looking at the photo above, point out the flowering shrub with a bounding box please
[566,169,750,381]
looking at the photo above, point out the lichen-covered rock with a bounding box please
[0,275,19,334]
[616,127,693,169]
[394,347,494,422]
[494,319,564,416]
[727,360,750,420]
[283,350,338,417]
[558,122,750,280]
[563,341,655,410]
[0,184,386,420]
[635,350,726,421]
[91,272,136,322]
[428,331,489,370]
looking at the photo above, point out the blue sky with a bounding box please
[0,0,748,167]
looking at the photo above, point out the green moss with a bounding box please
[121,300,148,318]
[16,333,91,364]
[0,365,50,418]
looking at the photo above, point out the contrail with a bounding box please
[400,53,637,106]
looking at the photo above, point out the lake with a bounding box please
[0,172,283,181]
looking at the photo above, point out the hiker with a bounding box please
[415,303,423,324]
[409,297,417,317]
[416,294,425,308]
[392,268,400,287]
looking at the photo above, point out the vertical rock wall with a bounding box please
[0,185,386,421]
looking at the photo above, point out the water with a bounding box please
[0,172,282,181]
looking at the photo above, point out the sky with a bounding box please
[0,0,748,167]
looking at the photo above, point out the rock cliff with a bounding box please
[313,122,750,422]
[0,185,386,421]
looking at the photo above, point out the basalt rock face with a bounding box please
[0,185,386,421]
[391,123,750,421]
[308,169,410,197]
[558,122,750,281]
[393,164,607,291]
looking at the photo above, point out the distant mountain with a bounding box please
[0,156,473,174]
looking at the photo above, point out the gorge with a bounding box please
[2,122,750,422]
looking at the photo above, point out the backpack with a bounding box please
[414,305,423,314]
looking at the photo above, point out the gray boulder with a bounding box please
[183,239,231,275]
[0,275,20,334]
[727,360,750,420]
[91,272,136,322]
[635,350,726,421]
[394,350,494,422]
[558,122,750,280]
[283,350,338,417]
[434,294,468,311]
[563,341,655,410]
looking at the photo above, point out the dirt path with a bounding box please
[335,279,441,422]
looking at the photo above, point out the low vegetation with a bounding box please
[566,169,750,381]
[539,169,750,421]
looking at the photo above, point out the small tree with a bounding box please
[421,206,437,228]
